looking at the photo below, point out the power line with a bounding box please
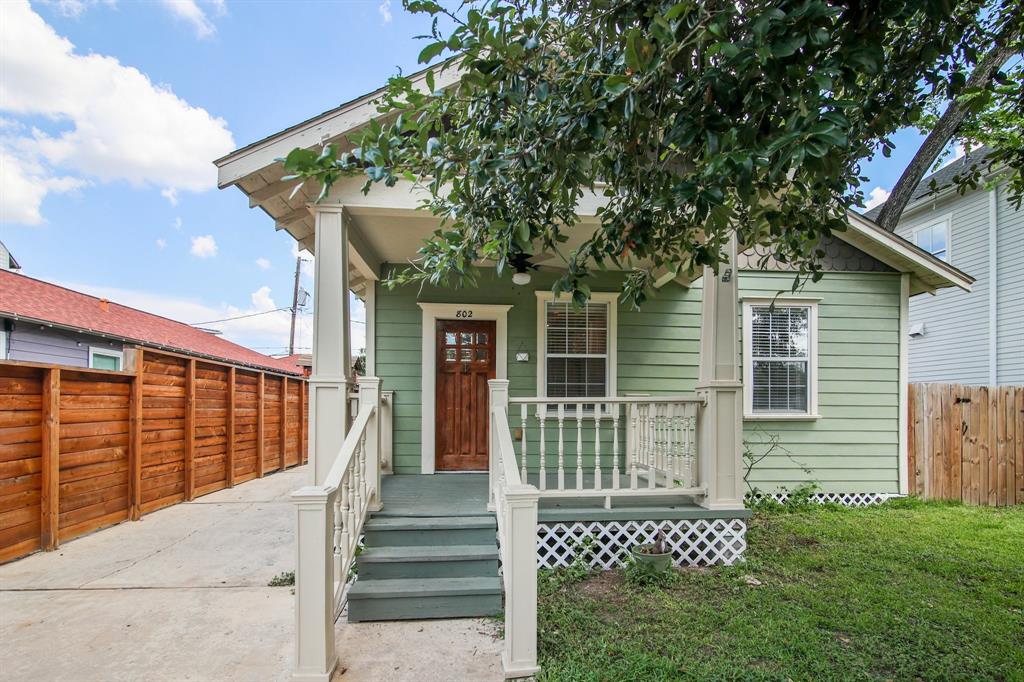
[191,307,292,326]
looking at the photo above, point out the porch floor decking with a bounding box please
[378,474,738,522]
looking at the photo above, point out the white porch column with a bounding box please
[291,485,337,682]
[358,376,383,511]
[696,233,744,510]
[501,484,540,679]
[309,205,352,485]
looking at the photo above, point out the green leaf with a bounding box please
[418,41,446,64]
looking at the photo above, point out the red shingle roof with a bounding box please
[0,270,302,375]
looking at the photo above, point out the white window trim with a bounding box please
[0,328,7,360]
[535,291,618,408]
[88,346,123,370]
[418,302,511,475]
[912,213,952,262]
[742,297,820,420]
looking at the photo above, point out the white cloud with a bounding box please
[291,241,314,279]
[255,257,271,270]
[378,0,393,23]
[159,0,226,40]
[938,142,966,169]
[0,1,234,225]
[156,238,167,250]
[190,234,218,258]
[864,186,890,210]
[161,187,179,206]
[172,216,182,230]
[37,0,116,19]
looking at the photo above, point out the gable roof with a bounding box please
[0,240,20,271]
[214,74,972,297]
[0,270,302,375]
[864,146,994,221]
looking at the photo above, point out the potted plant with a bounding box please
[630,529,673,575]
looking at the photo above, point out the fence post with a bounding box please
[281,376,290,468]
[227,367,236,487]
[358,377,383,511]
[488,380,510,512]
[128,348,144,519]
[40,367,60,550]
[185,358,196,501]
[292,485,337,682]
[257,372,266,477]
[502,484,540,678]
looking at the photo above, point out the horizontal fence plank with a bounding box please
[0,352,308,563]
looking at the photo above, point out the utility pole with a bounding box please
[288,255,301,355]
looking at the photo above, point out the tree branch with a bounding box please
[875,40,1019,231]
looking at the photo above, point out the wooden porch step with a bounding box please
[356,544,499,579]
[362,515,496,547]
[347,576,503,622]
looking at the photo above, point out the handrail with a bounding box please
[492,405,522,487]
[323,402,375,489]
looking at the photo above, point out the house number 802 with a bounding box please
[456,310,473,318]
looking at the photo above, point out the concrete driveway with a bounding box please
[0,466,503,682]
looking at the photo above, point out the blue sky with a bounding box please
[0,0,942,357]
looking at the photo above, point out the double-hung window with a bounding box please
[913,217,951,262]
[536,292,617,405]
[743,299,819,419]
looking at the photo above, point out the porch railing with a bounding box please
[489,382,541,679]
[292,377,381,682]
[506,395,705,504]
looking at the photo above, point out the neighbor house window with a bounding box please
[89,347,123,371]
[914,218,950,261]
[742,300,819,419]
[536,292,618,404]
[0,329,7,360]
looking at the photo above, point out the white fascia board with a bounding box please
[840,212,973,293]
[215,65,462,189]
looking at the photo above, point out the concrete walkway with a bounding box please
[0,466,503,682]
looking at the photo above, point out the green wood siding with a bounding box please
[374,267,901,494]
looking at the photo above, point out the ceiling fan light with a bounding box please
[512,271,531,286]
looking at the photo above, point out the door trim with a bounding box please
[418,303,511,474]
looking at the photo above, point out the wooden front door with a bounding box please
[435,319,496,471]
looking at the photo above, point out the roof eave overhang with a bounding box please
[841,211,974,295]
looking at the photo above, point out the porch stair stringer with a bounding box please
[347,513,502,622]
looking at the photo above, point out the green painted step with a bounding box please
[362,515,496,547]
[357,544,499,579]
[347,576,503,622]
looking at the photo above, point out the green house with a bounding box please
[215,72,973,681]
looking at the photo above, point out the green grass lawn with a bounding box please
[536,500,1024,681]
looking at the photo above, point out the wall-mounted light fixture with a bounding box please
[721,268,733,283]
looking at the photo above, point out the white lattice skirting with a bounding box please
[766,492,899,507]
[536,518,747,570]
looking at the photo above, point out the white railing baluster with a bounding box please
[611,403,620,490]
[629,402,638,490]
[520,402,528,484]
[556,404,565,491]
[537,406,546,492]
[593,404,602,491]
[575,403,583,490]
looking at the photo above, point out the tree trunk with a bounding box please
[875,41,1018,232]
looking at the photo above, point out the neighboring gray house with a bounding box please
[0,240,20,272]
[867,148,1023,385]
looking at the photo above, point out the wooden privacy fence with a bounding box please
[0,348,308,563]
[908,383,1023,506]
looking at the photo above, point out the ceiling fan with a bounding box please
[509,251,561,285]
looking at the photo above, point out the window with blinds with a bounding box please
[544,301,608,399]
[749,305,811,413]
